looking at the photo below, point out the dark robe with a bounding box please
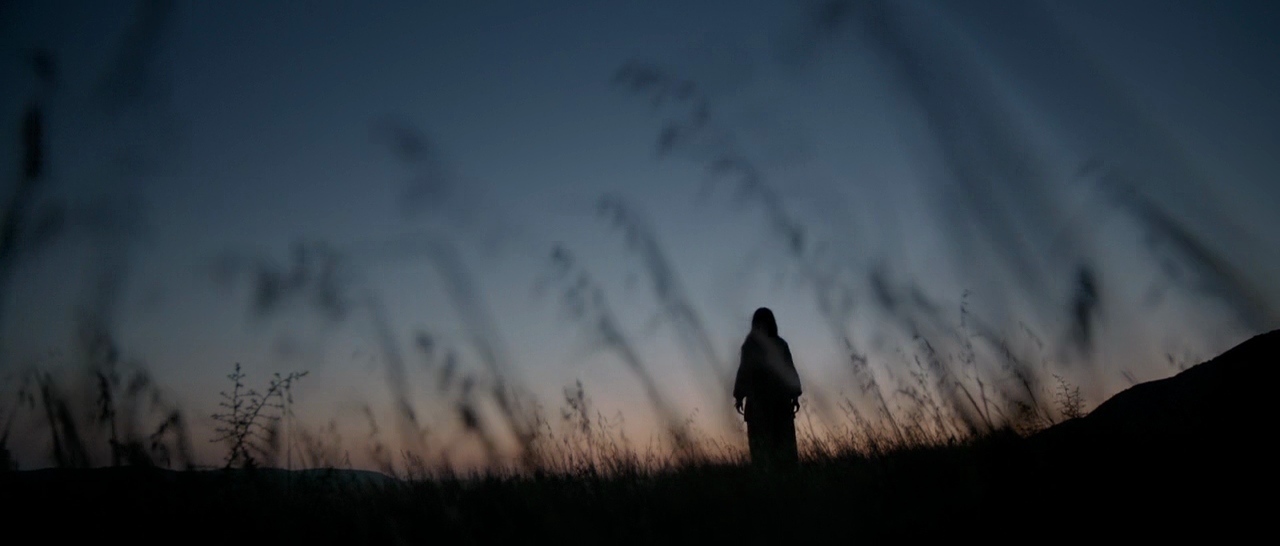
[734,330,802,466]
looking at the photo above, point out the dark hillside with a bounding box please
[1037,329,1279,449]
[999,330,1280,534]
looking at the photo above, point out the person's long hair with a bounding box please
[749,307,778,338]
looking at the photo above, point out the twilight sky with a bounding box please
[2,0,1278,471]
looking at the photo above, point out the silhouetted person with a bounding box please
[734,307,802,467]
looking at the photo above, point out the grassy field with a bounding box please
[9,331,1280,543]
[3,424,1264,543]
[2,431,1021,543]
[3,34,1275,543]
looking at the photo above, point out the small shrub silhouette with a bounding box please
[1053,374,1085,420]
[211,363,307,469]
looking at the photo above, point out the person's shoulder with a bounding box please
[776,337,795,355]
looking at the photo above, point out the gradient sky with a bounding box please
[3,0,1278,471]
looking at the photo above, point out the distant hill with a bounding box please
[1031,328,1277,459]
[998,329,1280,533]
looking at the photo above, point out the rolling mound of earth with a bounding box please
[1034,329,1279,451]
[999,329,1279,534]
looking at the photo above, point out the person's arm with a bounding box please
[733,346,750,413]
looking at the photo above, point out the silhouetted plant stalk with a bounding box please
[614,56,1076,446]
[616,63,845,436]
[294,418,352,470]
[1086,162,1276,333]
[215,231,545,472]
[613,59,943,436]
[817,0,1130,413]
[536,244,700,456]
[1052,374,1085,421]
[211,363,308,469]
[843,342,905,445]
[0,51,57,350]
[358,404,398,476]
[819,0,1275,357]
[360,233,542,467]
[0,2,200,471]
[552,381,642,475]
[587,201,730,435]
[616,0,1204,440]
[611,59,1017,436]
[0,358,193,470]
[362,290,429,457]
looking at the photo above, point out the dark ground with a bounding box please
[3,330,1277,544]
